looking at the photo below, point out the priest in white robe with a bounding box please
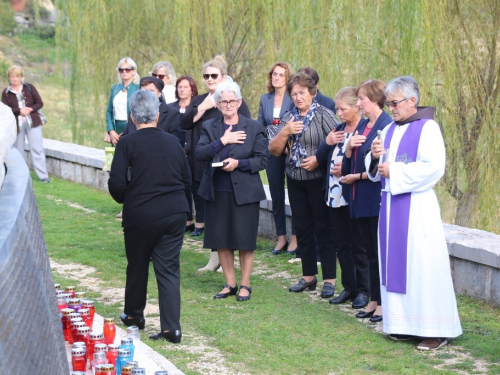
[365,76,462,351]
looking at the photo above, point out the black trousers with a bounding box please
[123,212,186,331]
[191,179,205,223]
[287,176,335,279]
[267,154,296,236]
[185,187,194,221]
[350,215,381,305]
[328,205,357,293]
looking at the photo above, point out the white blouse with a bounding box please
[113,90,128,121]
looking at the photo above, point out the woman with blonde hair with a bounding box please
[152,61,177,104]
[181,55,251,271]
[2,65,50,182]
[257,62,298,255]
[316,87,361,305]
[106,57,140,146]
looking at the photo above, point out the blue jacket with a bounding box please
[341,111,392,218]
[106,82,140,132]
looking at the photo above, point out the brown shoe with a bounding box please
[416,338,448,351]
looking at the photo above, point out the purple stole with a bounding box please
[379,118,427,294]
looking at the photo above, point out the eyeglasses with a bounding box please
[152,74,166,80]
[385,98,408,108]
[118,67,134,73]
[219,99,240,107]
[203,73,219,80]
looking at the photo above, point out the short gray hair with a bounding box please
[129,90,159,124]
[385,76,420,106]
[213,81,242,103]
[151,61,177,85]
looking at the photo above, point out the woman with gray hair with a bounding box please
[196,81,268,301]
[367,76,462,350]
[108,89,191,343]
[106,57,140,146]
[151,61,177,104]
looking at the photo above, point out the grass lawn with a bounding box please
[33,174,500,374]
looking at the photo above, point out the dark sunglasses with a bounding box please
[152,73,166,80]
[118,67,134,73]
[203,73,219,80]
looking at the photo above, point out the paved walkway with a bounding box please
[65,314,184,375]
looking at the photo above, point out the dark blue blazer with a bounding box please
[341,111,392,218]
[196,115,268,205]
[257,91,293,126]
[288,89,336,114]
[316,122,347,202]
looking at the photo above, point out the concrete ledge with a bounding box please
[23,139,500,306]
[0,147,68,374]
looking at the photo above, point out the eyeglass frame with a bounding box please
[218,99,240,107]
[385,98,408,108]
[117,67,134,73]
[203,73,219,80]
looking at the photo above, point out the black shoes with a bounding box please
[329,290,355,304]
[191,227,205,236]
[289,277,317,292]
[236,285,252,302]
[286,246,299,256]
[320,282,336,298]
[369,315,383,323]
[355,309,375,319]
[351,293,369,309]
[213,284,238,299]
[149,329,182,344]
[120,313,145,330]
[271,241,288,255]
[185,223,195,232]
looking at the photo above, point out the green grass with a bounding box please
[33,173,500,374]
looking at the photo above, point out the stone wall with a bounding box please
[23,138,500,307]
[0,147,69,374]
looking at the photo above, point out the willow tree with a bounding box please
[56,0,500,232]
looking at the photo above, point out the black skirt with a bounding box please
[204,191,260,250]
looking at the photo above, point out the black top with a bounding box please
[108,127,191,228]
[122,99,186,146]
[180,92,251,182]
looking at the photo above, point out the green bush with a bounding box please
[21,25,56,40]
[0,2,16,36]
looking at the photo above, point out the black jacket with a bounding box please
[181,93,251,182]
[195,115,268,205]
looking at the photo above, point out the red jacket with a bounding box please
[1,83,44,132]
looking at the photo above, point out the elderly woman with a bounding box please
[316,87,361,305]
[367,76,462,350]
[2,65,50,182]
[341,79,392,321]
[106,57,140,146]
[181,55,251,271]
[257,61,298,255]
[269,73,339,298]
[108,90,191,344]
[151,61,177,104]
[196,81,267,301]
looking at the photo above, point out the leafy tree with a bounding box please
[56,0,500,231]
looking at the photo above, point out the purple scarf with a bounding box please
[379,118,427,294]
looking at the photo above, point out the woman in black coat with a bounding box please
[196,81,268,302]
[181,55,251,272]
[341,79,392,322]
[108,90,191,344]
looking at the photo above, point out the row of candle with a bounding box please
[56,284,168,375]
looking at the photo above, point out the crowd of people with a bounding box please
[2,55,462,351]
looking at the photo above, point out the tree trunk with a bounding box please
[455,190,478,227]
